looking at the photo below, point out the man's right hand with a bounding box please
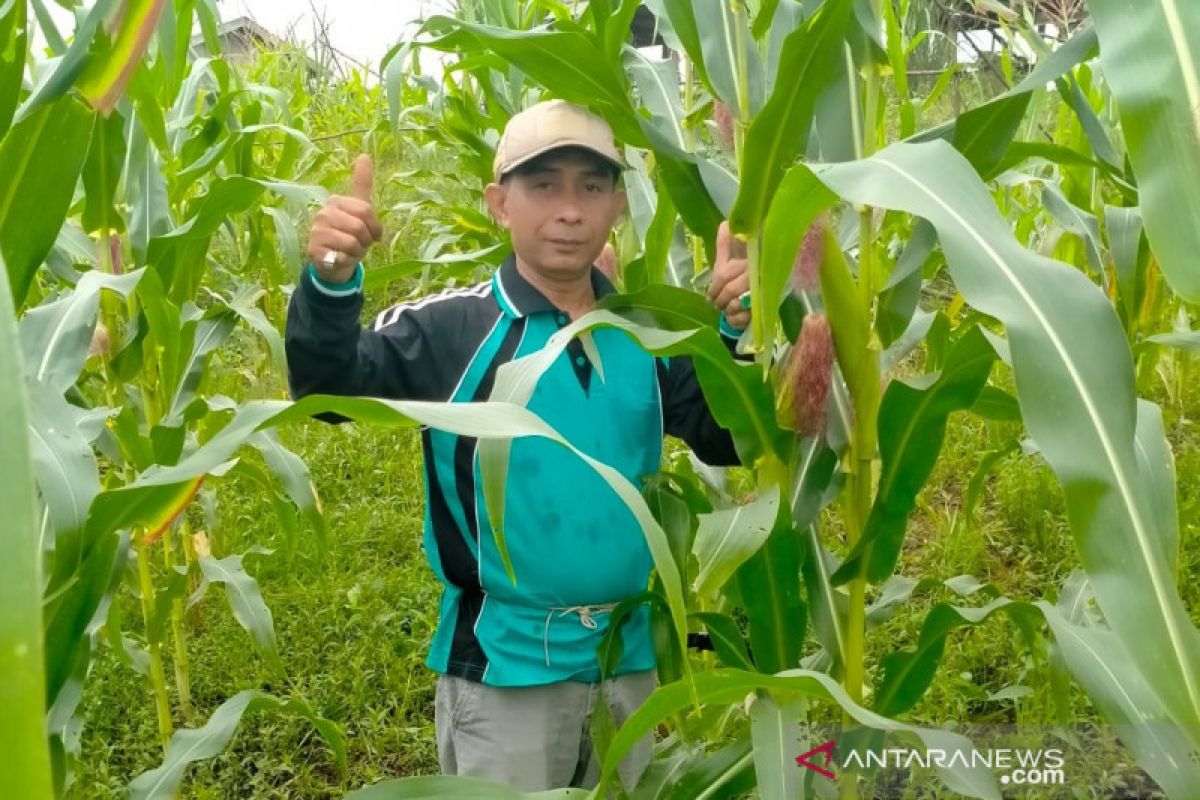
[306,154,384,284]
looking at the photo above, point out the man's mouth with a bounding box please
[548,239,586,246]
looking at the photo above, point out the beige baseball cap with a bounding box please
[493,99,624,181]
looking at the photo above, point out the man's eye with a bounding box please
[585,183,602,192]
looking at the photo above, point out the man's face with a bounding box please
[485,148,626,281]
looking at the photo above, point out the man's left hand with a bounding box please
[707,220,751,331]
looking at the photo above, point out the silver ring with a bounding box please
[322,249,342,268]
[738,290,752,309]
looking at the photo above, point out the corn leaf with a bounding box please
[0,95,95,308]
[756,163,838,368]
[18,268,143,394]
[728,510,807,674]
[124,118,173,267]
[693,485,780,598]
[25,382,102,549]
[692,0,764,118]
[1089,0,1200,299]
[0,0,26,138]
[729,0,850,234]
[749,694,807,800]
[1105,205,1146,329]
[1039,599,1200,798]
[79,392,701,685]
[348,777,586,799]
[76,0,168,114]
[127,690,346,799]
[656,155,724,248]
[833,326,996,584]
[1085,0,1200,301]
[653,739,756,799]
[800,540,847,677]
[622,45,688,153]
[13,0,117,121]
[873,597,1040,717]
[691,611,754,671]
[248,429,326,540]
[0,248,54,799]
[907,25,1098,176]
[641,0,712,103]
[198,554,282,672]
[420,17,642,145]
[1146,331,1200,353]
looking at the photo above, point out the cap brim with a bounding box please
[497,140,625,179]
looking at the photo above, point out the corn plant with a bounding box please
[4,1,343,795]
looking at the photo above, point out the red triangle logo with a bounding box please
[796,740,837,780]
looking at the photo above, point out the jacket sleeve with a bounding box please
[285,265,448,403]
[656,315,748,467]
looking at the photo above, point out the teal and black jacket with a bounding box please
[285,256,742,686]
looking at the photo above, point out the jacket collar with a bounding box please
[492,253,616,319]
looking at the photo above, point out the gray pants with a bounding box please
[435,670,657,791]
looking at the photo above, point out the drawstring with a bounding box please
[543,603,619,667]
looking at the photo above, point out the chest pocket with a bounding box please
[577,334,662,481]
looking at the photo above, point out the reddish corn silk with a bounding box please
[792,217,825,294]
[88,323,111,358]
[788,312,834,438]
[712,100,734,151]
[109,233,123,275]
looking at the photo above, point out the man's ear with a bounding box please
[484,182,509,228]
[612,188,628,222]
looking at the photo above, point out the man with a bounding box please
[285,100,752,791]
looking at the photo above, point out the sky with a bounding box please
[35,1,1030,81]
[219,0,452,73]
[39,0,454,74]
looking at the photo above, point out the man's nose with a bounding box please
[556,191,584,222]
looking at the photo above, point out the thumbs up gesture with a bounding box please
[707,220,751,331]
[307,154,384,283]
